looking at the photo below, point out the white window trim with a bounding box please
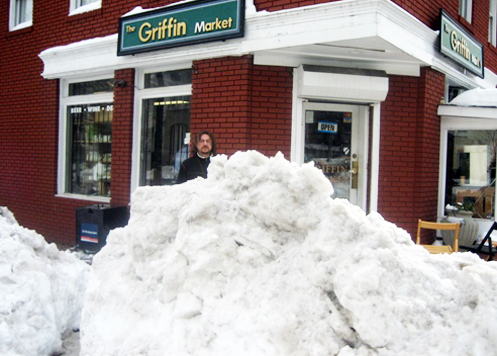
[460,0,473,23]
[490,0,497,46]
[438,114,497,223]
[69,0,101,17]
[9,0,33,32]
[57,75,113,202]
[291,66,384,213]
[130,65,193,196]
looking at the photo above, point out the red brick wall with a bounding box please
[378,75,419,234]
[414,67,446,217]
[254,0,332,12]
[192,56,293,158]
[0,0,495,246]
[251,65,293,159]
[378,68,445,240]
[253,0,497,71]
[399,0,497,72]
[111,69,135,208]
[192,56,253,154]
[0,1,166,245]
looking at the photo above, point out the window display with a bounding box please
[445,130,497,219]
[68,103,113,197]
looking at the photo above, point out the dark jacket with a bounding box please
[176,154,211,184]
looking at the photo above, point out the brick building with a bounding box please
[1,0,497,246]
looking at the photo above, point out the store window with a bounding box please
[136,68,192,187]
[69,0,101,15]
[445,130,496,219]
[9,0,32,31]
[141,97,191,186]
[460,0,473,23]
[59,77,114,199]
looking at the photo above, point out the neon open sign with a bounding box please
[317,122,338,134]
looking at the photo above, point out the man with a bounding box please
[176,130,216,184]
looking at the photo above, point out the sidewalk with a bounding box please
[62,331,80,356]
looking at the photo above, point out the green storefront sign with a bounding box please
[118,0,244,56]
[440,10,484,78]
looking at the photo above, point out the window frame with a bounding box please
[459,0,473,23]
[131,64,192,195]
[139,95,192,186]
[9,0,33,32]
[439,115,497,223]
[58,75,114,202]
[490,0,497,46]
[69,0,101,16]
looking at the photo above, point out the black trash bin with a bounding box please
[76,205,129,252]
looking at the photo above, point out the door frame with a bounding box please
[294,101,370,209]
[291,66,384,213]
[130,65,192,195]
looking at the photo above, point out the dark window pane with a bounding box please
[305,110,352,199]
[144,69,192,89]
[140,96,191,186]
[69,79,114,96]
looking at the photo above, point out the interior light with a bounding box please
[153,100,190,106]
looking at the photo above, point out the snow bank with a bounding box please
[0,207,90,356]
[450,87,497,107]
[81,151,497,356]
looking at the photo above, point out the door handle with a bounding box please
[349,160,359,189]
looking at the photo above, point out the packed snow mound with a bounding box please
[0,207,90,356]
[449,87,497,107]
[81,151,497,356]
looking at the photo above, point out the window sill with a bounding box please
[9,21,32,32]
[69,1,102,17]
[55,193,110,203]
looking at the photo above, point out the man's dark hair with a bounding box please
[192,130,216,155]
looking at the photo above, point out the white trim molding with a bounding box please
[39,0,488,89]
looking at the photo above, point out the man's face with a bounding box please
[196,134,212,157]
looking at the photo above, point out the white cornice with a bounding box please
[438,104,497,119]
[38,0,493,88]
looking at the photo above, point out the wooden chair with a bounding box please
[416,219,461,254]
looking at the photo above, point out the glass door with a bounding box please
[131,67,192,192]
[302,102,368,207]
[140,96,190,186]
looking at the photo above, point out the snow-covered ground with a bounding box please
[0,207,90,356]
[3,150,497,356]
[81,151,497,356]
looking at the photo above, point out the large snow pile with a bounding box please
[0,207,90,356]
[81,151,497,356]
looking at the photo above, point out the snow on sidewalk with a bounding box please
[0,207,90,356]
[80,151,497,356]
[3,151,497,356]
